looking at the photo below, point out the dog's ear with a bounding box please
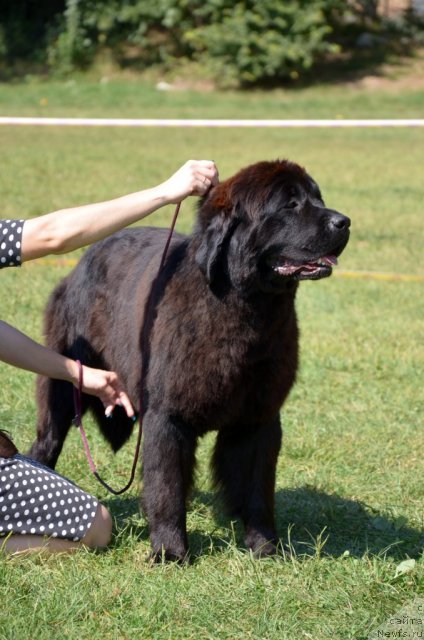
[195,213,240,285]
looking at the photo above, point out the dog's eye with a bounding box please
[285,201,298,209]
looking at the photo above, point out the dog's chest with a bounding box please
[147,289,298,430]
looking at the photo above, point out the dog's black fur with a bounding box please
[0,430,18,458]
[29,160,350,561]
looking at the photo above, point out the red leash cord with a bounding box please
[73,202,181,495]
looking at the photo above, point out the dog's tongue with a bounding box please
[321,255,338,266]
[275,255,338,275]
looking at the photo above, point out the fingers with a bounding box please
[115,390,135,419]
[161,159,219,204]
[194,160,219,179]
[80,365,135,419]
[194,174,211,194]
[190,160,219,196]
[103,386,135,420]
[104,404,114,418]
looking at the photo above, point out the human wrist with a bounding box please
[150,182,176,206]
[63,357,79,387]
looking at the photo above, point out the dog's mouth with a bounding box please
[270,255,338,280]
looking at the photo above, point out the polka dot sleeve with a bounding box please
[0,220,24,268]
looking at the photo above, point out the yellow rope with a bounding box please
[26,259,424,283]
[27,257,79,267]
[335,270,424,283]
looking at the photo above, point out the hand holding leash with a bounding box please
[160,159,219,203]
[71,362,134,419]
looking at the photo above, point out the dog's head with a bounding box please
[194,159,350,294]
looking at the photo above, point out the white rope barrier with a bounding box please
[1,117,424,128]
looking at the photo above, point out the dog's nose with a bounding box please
[328,212,351,231]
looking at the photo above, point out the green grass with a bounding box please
[1,73,424,119]
[0,78,424,640]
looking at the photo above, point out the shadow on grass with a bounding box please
[104,496,149,545]
[275,486,424,560]
[208,486,424,561]
[101,486,424,561]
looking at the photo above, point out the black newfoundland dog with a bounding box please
[29,160,350,561]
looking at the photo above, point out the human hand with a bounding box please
[75,364,135,419]
[160,160,219,204]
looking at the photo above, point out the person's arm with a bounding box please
[21,160,218,261]
[0,320,134,417]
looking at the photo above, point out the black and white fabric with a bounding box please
[0,455,99,541]
[0,220,24,268]
[0,219,100,542]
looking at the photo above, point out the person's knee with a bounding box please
[82,504,113,549]
[96,505,113,548]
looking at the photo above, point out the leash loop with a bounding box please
[73,202,181,494]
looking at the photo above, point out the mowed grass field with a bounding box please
[0,78,423,639]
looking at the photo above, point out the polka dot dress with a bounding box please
[0,220,24,268]
[0,455,99,541]
[0,219,99,541]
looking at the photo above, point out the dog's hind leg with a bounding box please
[28,375,77,468]
[212,416,282,556]
[142,411,197,562]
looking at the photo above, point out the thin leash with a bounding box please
[73,202,181,495]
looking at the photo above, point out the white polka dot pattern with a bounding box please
[0,220,24,268]
[0,454,99,541]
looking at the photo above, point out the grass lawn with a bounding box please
[1,56,424,120]
[0,76,423,639]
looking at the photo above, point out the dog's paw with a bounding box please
[250,540,279,558]
[147,547,190,564]
[245,532,292,560]
[252,541,293,560]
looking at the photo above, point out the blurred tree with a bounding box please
[351,1,379,20]
[44,0,348,84]
[0,0,65,61]
[0,0,422,84]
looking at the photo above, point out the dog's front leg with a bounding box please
[212,416,282,557]
[142,411,196,563]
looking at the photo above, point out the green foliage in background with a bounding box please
[180,0,342,85]
[53,0,345,84]
[1,0,422,86]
